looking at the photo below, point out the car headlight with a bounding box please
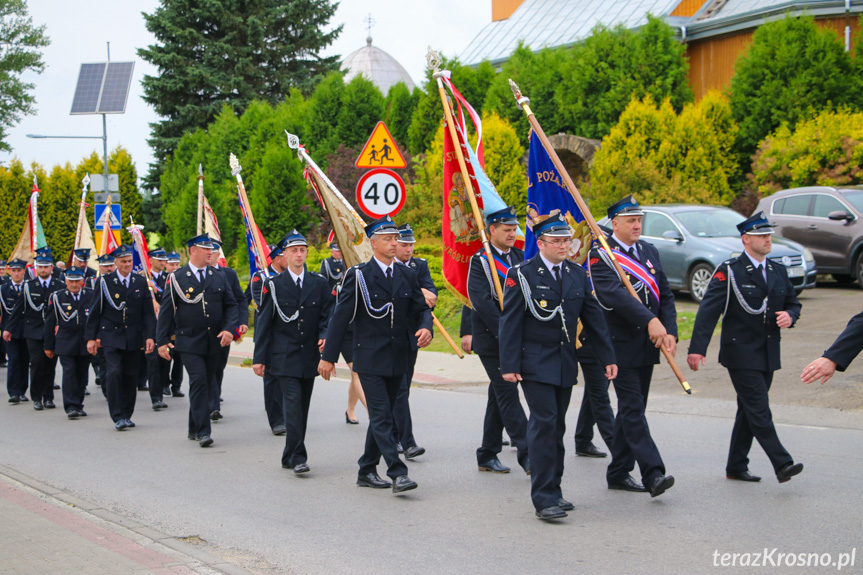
[803,248,815,263]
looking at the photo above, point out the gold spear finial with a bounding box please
[229,153,241,176]
[509,79,530,106]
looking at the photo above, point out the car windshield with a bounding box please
[841,191,863,213]
[674,209,744,237]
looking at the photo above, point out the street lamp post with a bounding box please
[25,133,109,193]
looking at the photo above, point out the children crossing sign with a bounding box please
[355,122,406,169]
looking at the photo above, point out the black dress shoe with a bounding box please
[404,445,425,460]
[77,409,87,417]
[115,420,128,430]
[478,458,511,473]
[727,470,761,482]
[152,401,168,410]
[502,439,510,446]
[777,462,803,483]
[271,425,287,436]
[8,396,20,404]
[138,385,149,391]
[19,395,28,402]
[43,400,55,409]
[345,411,359,424]
[67,410,80,419]
[33,401,43,411]
[649,475,675,498]
[83,388,90,396]
[357,472,392,489]
[199,435,214,447]
[53,384,60,389]
[219,397,223,402]
[536,506,567,520]
[163,387,171,396]
[392,475,417,493]
[126,419,135,428]
[576,443,607,458]
[188,433,197,441]
[210,410,222,421]
[293,463,310,474]
[171,388,184,397]
[558,498,574,511]
[396,442,404,453]
[608,475,648,492]
[521,457,531,476]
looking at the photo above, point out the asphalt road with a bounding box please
[1,360,861,574]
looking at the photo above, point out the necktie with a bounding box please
[552,265,561,285]
[123,278,128,289]
[502,251,511,266]
[386,267,392,280]
[198,270,205,284]
[74,294,79,302]
[14,285,20,294]
[628,247,637,261]
[295,277,302,294]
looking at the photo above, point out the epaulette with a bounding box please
[414,257,427,263]
[309,271,324,278]
[474,249,483,257]
[512,263,522,269]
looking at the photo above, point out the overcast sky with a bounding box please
[4,0,490,185]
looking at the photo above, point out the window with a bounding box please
[813,194,847,218]
[774,195,811,216]
[642,212,678,238]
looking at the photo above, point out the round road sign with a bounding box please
[355,168,406,219]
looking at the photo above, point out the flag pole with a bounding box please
[100,193,113,257]
[508,80,690,394]
[196,164,204,235]
[428,47,505,310]
[229,153,268,275]
[74,175,90,251]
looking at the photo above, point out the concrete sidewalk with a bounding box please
[0,465,255,575]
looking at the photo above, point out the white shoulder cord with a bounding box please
[23,282,45,312]
[266,279,299,323]
[0,287,15,315]
[355,269,394,328]
[478,256,499,301]
[515,267,570,342]
[52,292,80,324]
[728,266,768,316]
[100,277,128,311]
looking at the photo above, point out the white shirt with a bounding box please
[745,251,768,282]
[539,253,564,279]
[116,270,132,287]
[287,268,305,288]
[373,256,395,278]
[188,263,206,281]
[612,234,638,259]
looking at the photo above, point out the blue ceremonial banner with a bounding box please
[524,131,593,265]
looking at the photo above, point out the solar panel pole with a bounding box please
[103,42,110,201]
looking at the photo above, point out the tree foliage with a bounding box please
[730,15,862,164]
[0,0,49,152]
[589,92,738,214]
[138,0,341,188]
[750,108,863,196]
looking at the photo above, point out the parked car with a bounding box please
[754,186,863,284]
[598,205,816,302]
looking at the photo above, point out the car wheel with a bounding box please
[688,263,714,303]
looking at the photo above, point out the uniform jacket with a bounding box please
[6,276,65,340]
[689,255,801,372]
[156,264,239,355]
[85,271,156,351]
[245,265,278,309]
[44,288,95,356]
[214,265,249,328]
[319,257,345,291]
[467,246,524,356]
[253,268,333,378]
[151,270,168,293]
[499,256,615,386]
[398,256,436,351]
[322,258,432,376]
[823,310,863,371]
[0,281,26,337]
[590,238,677,368]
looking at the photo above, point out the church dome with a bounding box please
[341,37,416,95]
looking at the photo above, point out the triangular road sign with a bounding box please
[355,121,406,169]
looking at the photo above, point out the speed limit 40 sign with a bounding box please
[355,168,406,219]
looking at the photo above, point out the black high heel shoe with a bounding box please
[345,411,359,424]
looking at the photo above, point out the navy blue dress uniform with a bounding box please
[85,245,157,429]
[209,240,249,418]
[573,331,616,457]
[6,253,64,409]
[589,196,677,495]
[467,206,530,473]
[321,216,432,490]
[71,249,98,288]
[500,213,616,519]
[689,212,803,483]
[0,260,7,368]
[148,248,171,402]
[1,259,30,402]
[44,268,94,417]
[393,223,434,458]
[246,259,286,433]
[319,243,356,373]
[156,235,239,445]
[91,253,115,398]
[821,311,863,371]
[253,231,333,471]
[165,251,186,396]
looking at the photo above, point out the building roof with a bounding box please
[341,36,416,95]
[460,0,863,65]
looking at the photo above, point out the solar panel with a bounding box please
[70,61,135,115]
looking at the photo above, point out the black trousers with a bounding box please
[278,376,315,467]
[171,351,184,391]
[158,354,171,391]
[263,371,285,429]
[357,372,408,479]
[94,349,107,399]
[146,350,163,403]
[0,336,6,362]
[520,380,572,511]
[136,350,148,389]
[26,338,57,401]
[476,354,529,467]
[607,366,665,485]
[209,346,230,412]
[393,348,418,449]
[103,348,140,422]
[727,369,793,474]
[5,337,29,398]
[574,360,615,451]
[59,354,90,412]
[182,351,219,439]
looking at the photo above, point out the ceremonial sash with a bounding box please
[480,252,511,280]
[598,248,660,309]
